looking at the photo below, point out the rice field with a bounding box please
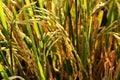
[0,0,120,80]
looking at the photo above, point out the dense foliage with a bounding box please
[0,0,120,80]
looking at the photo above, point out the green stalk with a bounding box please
[14,56,27,79]
[0,0,14,74]
[0,0,9,40]
[87,0,93,79]
[0,64,9,80]
[75,0,79,53]
[26,23,45,80]
[67,0,74,46]
[25,21,45,80]
[0,46,13,75]
[25,0,41,39]
[37,0,43,8]
[63,0,68,29]
[23,1,45,78]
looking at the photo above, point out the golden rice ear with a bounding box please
[2,76,25,80]
[113,33,120,46]
[7,0,21,11]
[0,30,6,40]
[92,0,112,16]
[108,50,116,68]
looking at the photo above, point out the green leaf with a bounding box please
[0,64,9,80]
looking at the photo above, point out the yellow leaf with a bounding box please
[98,10,104,28]
[113,33,120,45]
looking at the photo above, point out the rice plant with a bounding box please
[0,0,120,80]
